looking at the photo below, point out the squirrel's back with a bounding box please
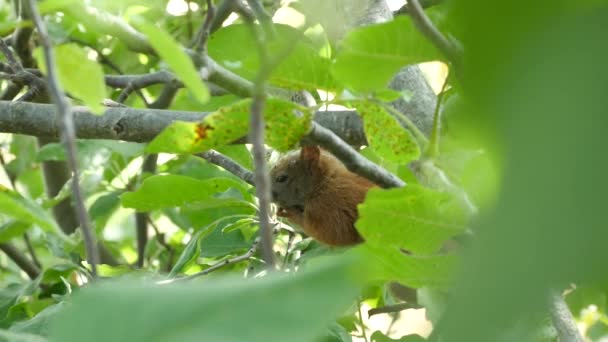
[270,146,375,246]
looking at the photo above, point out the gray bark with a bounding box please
[0,100,367,146]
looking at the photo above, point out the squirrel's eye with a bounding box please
[276,174,288,183]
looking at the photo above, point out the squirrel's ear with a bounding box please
[301,145,320,165]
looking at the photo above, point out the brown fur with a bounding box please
[270,146,375,246]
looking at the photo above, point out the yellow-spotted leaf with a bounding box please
[356,101,420,164]
[146,99,311,153]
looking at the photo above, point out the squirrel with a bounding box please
[270,145,376,246]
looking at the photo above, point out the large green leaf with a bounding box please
[10,303,66,337]
[357,186,468,254]
[33,44,107,114]
[331,16,442,92]
[351,186,468,289]
[147,98,312,153]
[0,222,31,243]
[50,255,361,342]
[355,101,420,164]
[208,24,336,91]
[132,19,209,104]
[120,175,248,211]
[354,244,456,289]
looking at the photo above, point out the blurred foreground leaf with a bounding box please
[51,255,361,342]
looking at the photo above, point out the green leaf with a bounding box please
[373,89,403,102]
[89,192,121,231]
[10,303,66,337]
[354,244,456,289]
[132,19,209,103]
[199,223,250,258]
[38,0,80,14]
[208,24,337,91]
[168,230,206,277]
[355,101,421,164]
[33,44,107,114]
[357,186,468,254]
[0,222,31,243]
[120,175,248,211]
[50,255,362,342]
[332,16,442,92]
[147,98,311,153]
[0,187,64,239]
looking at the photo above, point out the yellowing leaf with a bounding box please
[34,44,107,114]
[133,18,210,104]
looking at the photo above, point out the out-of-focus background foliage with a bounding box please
[0,0,606,341]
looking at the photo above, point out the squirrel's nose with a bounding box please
[271,191,278,200]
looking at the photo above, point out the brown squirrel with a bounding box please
[270,146,376,246]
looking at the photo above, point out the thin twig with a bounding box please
[0,39,46,92]
[368,303,422,317]
[358,299,369,342]
[406,0,464,77]
[147,217,175,272]
[197,150,255,185]
[134,154,158,268]
[0,242,40,280]
[22,233,41,269]
[25,0,100,277]
[548,290,584,342]
[246,1,279,269]
[192,0,215,51]
[395,0,444,15]
[282,230,295,270]
[425,72,450,158]
[209,0,238,33]
[184,237,259,280]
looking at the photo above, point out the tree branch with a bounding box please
[303,123,405,188]
[0,242,40,280]
[192,0,215,51]
[406,0,464,77]
[198,150,255,185]
[25,0,100,277]
[247,2,277,269]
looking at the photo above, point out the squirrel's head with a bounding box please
[270,146,332,210]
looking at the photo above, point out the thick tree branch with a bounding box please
[303,123,405,188]
[25,0,100,277]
